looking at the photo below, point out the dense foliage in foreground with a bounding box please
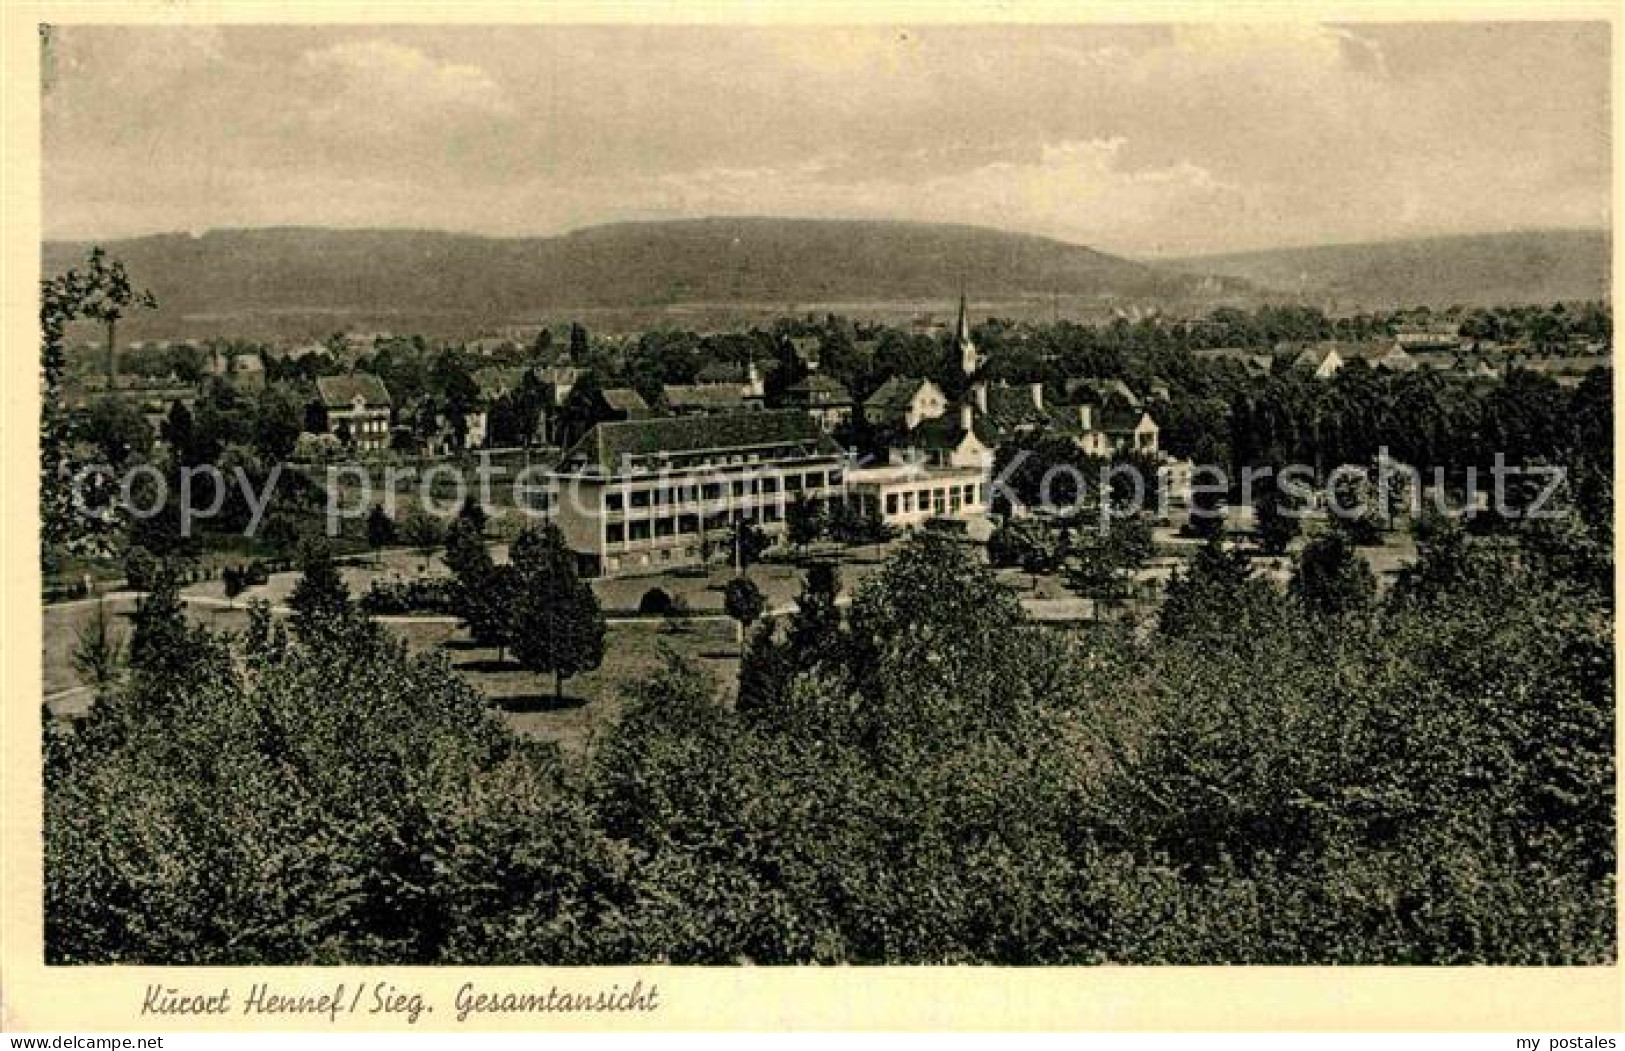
[46,518,1614,964]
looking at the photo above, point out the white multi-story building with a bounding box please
[547,409,846,577]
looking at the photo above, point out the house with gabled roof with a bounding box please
[863,376,948,431]
[314,373,392,452]
[781,373,854,431]
[663,383,754,417]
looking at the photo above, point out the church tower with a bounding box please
[954,290,979,379]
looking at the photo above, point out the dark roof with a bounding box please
[864,376,931,414]
[559,409,842,475]
[601,387,650,413]
[1195,347,1275,372]
[1064,377,1142,410]
[663,383,749,412]
[979,385,1050,435]
[695,361,746,384]
[316,373,391,409]
[784,373,853,407]
[1102,407,1155,434]
[908,410,998,452]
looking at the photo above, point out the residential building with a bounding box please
[892,403,997,470]
[1394,323,1461,351]
[968,381,1050,441]
[314,373,393,452]
[781,373,854,431]
[206,349,266,391]
[1194,347,1276,375]
[863,376,949,431]
[1294,341,1416,377]
[547,409,845,577]
[663,383,754,416]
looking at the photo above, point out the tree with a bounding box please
[287,538,351,631]
[785,561,844,669]
[366,504,396,564]
[1290,531,1377,619]
[253,385,305,463]
[466,564,523,662]
[221,565,249,609]
[71,246,156,392]
[456,495,488,536]
[509,525,606,704]
[123,545,160,592]
[83,397,154,467]
[1253,474,1303,556]
[723,576,766,657]
[555,372,607,449]
[1328,468,1384,546]
[989,518,1061,589]
[786,492,823,558]
[72,598,125,689]
[1185,469,1228,541]
[1159,536,1274,643]
[726,519,771,573]
[161,401,197,464]
[128,568,192,681]
[442,517,515,657]
[1065,520,1151,620]
[400,507,446,572]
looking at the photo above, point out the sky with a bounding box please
[41,22,1611,257]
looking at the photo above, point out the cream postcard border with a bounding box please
[2,0,1620,1032]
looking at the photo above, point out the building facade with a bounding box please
[547,409,846,577]
[314,374,393,452]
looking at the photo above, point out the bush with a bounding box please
[359,578,459,616]
[123,546,158,591]
[637,587,675,617]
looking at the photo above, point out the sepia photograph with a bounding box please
[13,8,1619,1031]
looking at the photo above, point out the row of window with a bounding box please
[334,417,389,435]
[883,483,983,518]
[605,505,794,546]
[626,445,828,473]
[604,470,836,512]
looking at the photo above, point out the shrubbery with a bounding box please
[359,578,459,615]
[46,520,1615,965]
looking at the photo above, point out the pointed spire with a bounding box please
[955,286,977,378]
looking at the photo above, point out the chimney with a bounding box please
[1030,381,1044,411]
[973,381,988,413]
[960,403,974,431]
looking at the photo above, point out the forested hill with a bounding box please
[42,219,1249,334]
[1164,229,1610,309]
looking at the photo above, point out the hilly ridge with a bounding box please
[42,220,1611,341]
[43,219,1243,338]
[1165,229,1610,309]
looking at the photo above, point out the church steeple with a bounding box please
[954,289,979,378]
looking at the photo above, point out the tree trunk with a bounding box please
[105,318,117,390]
[554,670,564,704]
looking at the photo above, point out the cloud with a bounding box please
[290,39,510,140]
[41,24,1610,255]
[299,40,508,115]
